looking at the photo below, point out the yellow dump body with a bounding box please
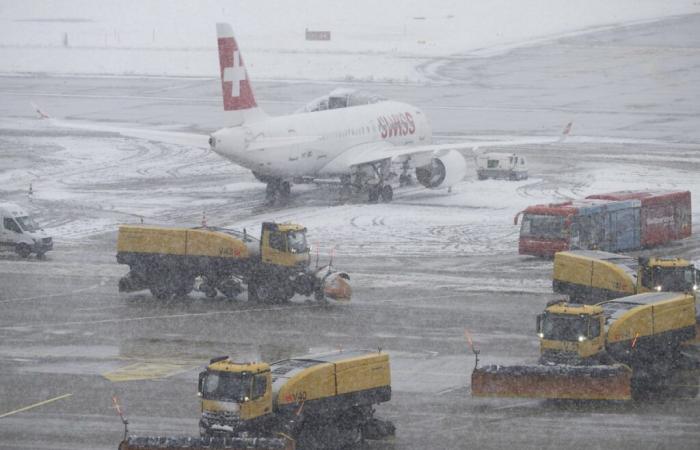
[271,350,391,409]
[553,250,638,302]
[117,225,252,259]
[604,292,697,354]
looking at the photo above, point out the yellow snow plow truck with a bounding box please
[553,250,698,303]
[116,222,351,303]
[472,292,699,400]
[118,350,394,450]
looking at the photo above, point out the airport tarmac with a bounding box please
[1,13,700,450]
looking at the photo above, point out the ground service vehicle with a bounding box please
[472,292,699,400]
[116,223,351,302]
[553,250,699,303]
[0,202,53,258]
[515,190,691,257]
[476,152,528,180]
[118,350,393,450]
[586,190,692,247]
[198,350,392,448]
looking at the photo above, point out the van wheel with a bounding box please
[16,244,31,258]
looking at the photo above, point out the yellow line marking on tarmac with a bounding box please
[0,393,73,418]
[0,304,319,330]
[103,361,197,382]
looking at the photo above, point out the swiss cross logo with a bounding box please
[217,37,256,110]
[225,51,246,97]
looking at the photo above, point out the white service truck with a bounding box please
[476,152,528,180]
[0,202,53,258]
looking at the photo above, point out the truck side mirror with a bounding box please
[536,314,543,334]
[197,371,205,396]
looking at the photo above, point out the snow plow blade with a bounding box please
[118,436,294,450]
[471,364,633,400]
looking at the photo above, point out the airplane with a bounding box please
[43,23,574,204]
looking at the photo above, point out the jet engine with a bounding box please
[415,150,468,189]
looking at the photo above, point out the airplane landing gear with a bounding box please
[265,179,292,205]
[380,184,393,202]
[368,184,392,203]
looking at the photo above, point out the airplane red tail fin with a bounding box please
[216,23,265,125]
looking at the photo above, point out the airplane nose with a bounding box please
[209,128,247,162]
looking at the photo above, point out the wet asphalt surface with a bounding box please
[1,13,700,450]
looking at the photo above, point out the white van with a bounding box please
[476,153,528,180]
[0,202,53,258]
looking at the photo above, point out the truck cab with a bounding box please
[638,257,698,293]
[198,358,273,436]
[537,303,605,364]
[0,202,53,258]
[261,222,310,268]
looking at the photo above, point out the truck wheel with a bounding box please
[149,284,173,300]
[173,278,195,297]
[16,244,31,258]
[248,279,267,303]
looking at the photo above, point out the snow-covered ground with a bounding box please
[2,1,699,82]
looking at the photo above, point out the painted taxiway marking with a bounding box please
[0,284,98,304]
[0,393,72,418]
[103,362,196,382]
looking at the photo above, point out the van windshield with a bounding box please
[15,216,40,232]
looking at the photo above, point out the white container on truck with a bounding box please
[0,202,53,257]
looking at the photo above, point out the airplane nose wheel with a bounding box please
[368,184,393,203]
[380,184,393,202]
[265,179,291,204]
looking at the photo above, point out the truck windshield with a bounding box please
[15,216,40,232]
[653,267,696,291]
[542,314,588,342]
[201,371,250,402]
[520,214,565,239]
[287,231,308,253]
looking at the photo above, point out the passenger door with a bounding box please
[0,217,21,248]
[609,207,640,251]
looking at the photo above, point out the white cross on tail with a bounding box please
[224,51,246,98]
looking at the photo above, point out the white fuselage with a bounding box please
[210,100,432,178]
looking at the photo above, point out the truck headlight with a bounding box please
[693,284,698,291]
[654,285,662,292]
[537,332,544,338]
[578,335,587,342]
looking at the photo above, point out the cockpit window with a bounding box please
[296,89,386,113]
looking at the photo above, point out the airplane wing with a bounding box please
[346,123,573,168]
[33,103,210,148]
[346,136,566,168]
[47,118,211,149]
